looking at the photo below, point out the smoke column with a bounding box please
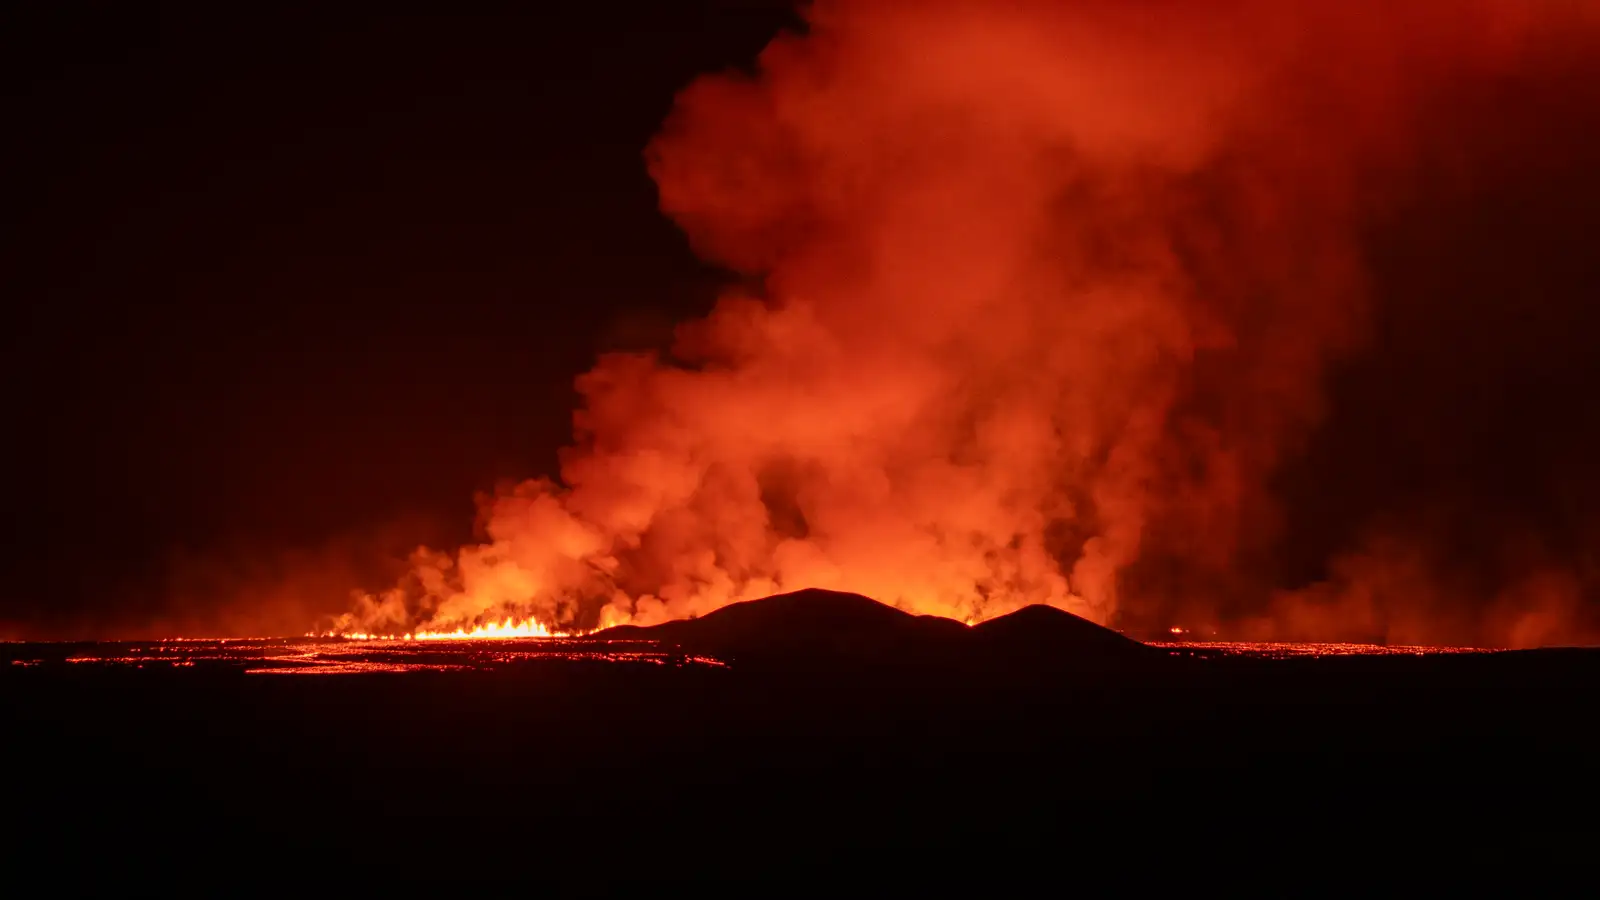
[334,0,1600,645]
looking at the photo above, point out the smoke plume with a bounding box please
[334,0,1600,645]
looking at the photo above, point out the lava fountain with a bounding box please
[326,618,569,642]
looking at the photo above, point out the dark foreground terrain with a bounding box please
[7,591,1598,873]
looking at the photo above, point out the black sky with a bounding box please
[2,2,799,636]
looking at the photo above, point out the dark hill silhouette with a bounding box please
[966,603,1169,673]
[590,588,966,662]
[972,603,1156,653]
[589,588,1157,668]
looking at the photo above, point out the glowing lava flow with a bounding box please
[323,618,590,642]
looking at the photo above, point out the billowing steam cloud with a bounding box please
[334,0,1600,645]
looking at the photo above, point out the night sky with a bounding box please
[3,2,800,637]
[5,2,1600,640]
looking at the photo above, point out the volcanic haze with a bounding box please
[333,0,1600,647]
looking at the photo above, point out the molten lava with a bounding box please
[327,618,579,642]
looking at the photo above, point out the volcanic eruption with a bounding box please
[328,0,1600,648]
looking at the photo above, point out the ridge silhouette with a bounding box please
[589,587,1159,667]
[971,602,1152,652]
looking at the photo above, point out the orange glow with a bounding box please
[330,617,580,641]
[313,0,1600,648]
[7,636,733,675]
[1149,641,1490,659]
[322,605,634,641]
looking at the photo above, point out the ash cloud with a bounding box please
[338,0,1600,646]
